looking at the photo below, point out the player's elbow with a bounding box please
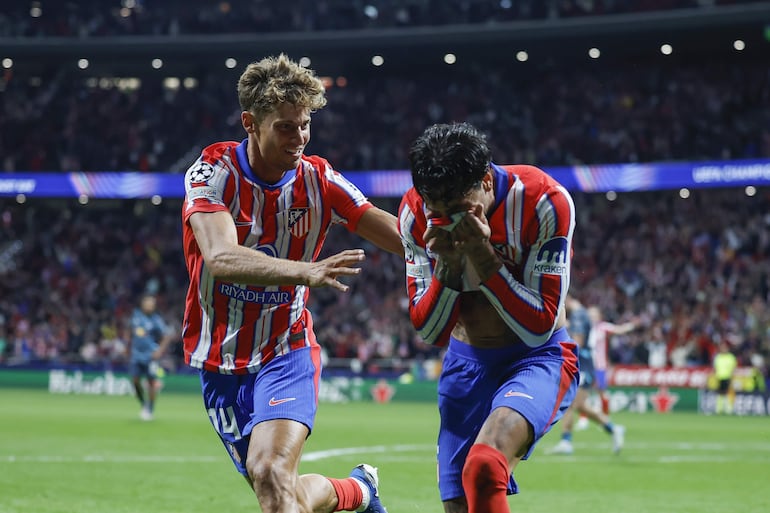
[203,248,238,281]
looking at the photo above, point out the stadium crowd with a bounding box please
[0,0,761,38]
[2,55,769,174]
[0,187,768,386]
[0,0,768,388]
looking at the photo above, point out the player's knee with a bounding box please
[461,444,508,492]
[246,453,295,493]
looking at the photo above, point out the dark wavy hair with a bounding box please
[408,122,491,203]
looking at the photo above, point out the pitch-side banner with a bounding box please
[2,158,770,198]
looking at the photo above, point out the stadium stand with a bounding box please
[0,1,768,387]
[1,1,767,37]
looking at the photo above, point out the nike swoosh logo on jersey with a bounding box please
[504,390,534,399]
[268,397,297,406]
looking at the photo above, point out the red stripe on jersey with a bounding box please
[543,340,579,435]
[589,322,612,370]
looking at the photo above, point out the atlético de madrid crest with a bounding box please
[287,208,310,238]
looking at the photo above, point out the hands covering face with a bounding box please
[424,203,491,263]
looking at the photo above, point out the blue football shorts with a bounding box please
[594,368,608,391]
[578,350,596,389]
[129,360,160,380]
[199,345,321,476]
[436,328,579,501]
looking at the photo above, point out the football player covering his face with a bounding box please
[181,54,398,513]
[399,122,579,513]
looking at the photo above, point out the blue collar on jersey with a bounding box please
[235,138,298,189]
[490,163,508,209]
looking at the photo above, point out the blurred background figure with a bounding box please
[128,293,175,421]
[713,340,738,415]
[548,295,625,455]
[586,305,638,416]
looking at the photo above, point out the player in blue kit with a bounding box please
[399,123,579,513]
[128,293,175,421]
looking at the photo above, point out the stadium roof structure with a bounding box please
[2,2,770,76]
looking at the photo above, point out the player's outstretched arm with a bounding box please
[304,249,366,291]
[190,210,363,290]
[355,207,404,257]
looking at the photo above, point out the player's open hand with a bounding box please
[305,249,366,291]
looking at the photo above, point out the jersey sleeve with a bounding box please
[318,159,374,232]
[182,144,236,223]
[479,183,575,347]
[398,190,460,347]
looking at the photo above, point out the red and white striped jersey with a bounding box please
[181,139,373,374]
[398,164,575,347]
[587,321,614,371]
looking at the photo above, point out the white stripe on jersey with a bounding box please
[399,207,431,303]
[274,179,294,258]
[418,287,461,343]
[551,184,575,296]
[250,309,270,368]
[302,163,325,255]
[325,163,368,206]
[589,322,611,370]
[190,268,216,370]
[221,283,246,374]
[221,157,241,219]
[506,176,525,266]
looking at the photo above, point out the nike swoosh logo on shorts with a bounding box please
[504,390,534,399]
[268,397,297,406]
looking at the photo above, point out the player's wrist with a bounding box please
[435,258,463,290]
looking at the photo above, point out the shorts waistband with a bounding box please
[447,327,569,363]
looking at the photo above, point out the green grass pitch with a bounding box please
[1,388,768,513]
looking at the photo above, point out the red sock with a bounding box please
[461,444,510,513]
[601,393,610,415]
[327,477,364,512]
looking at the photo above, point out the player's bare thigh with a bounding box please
[246,418,307,484]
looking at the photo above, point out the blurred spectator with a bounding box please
[2,55,768,174]
[0,185,768,384]
[0,0,768,382]
[1,1,762,38]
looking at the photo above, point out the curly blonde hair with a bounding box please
[237,54,327,122]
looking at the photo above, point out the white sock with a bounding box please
[353,477,371,512]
